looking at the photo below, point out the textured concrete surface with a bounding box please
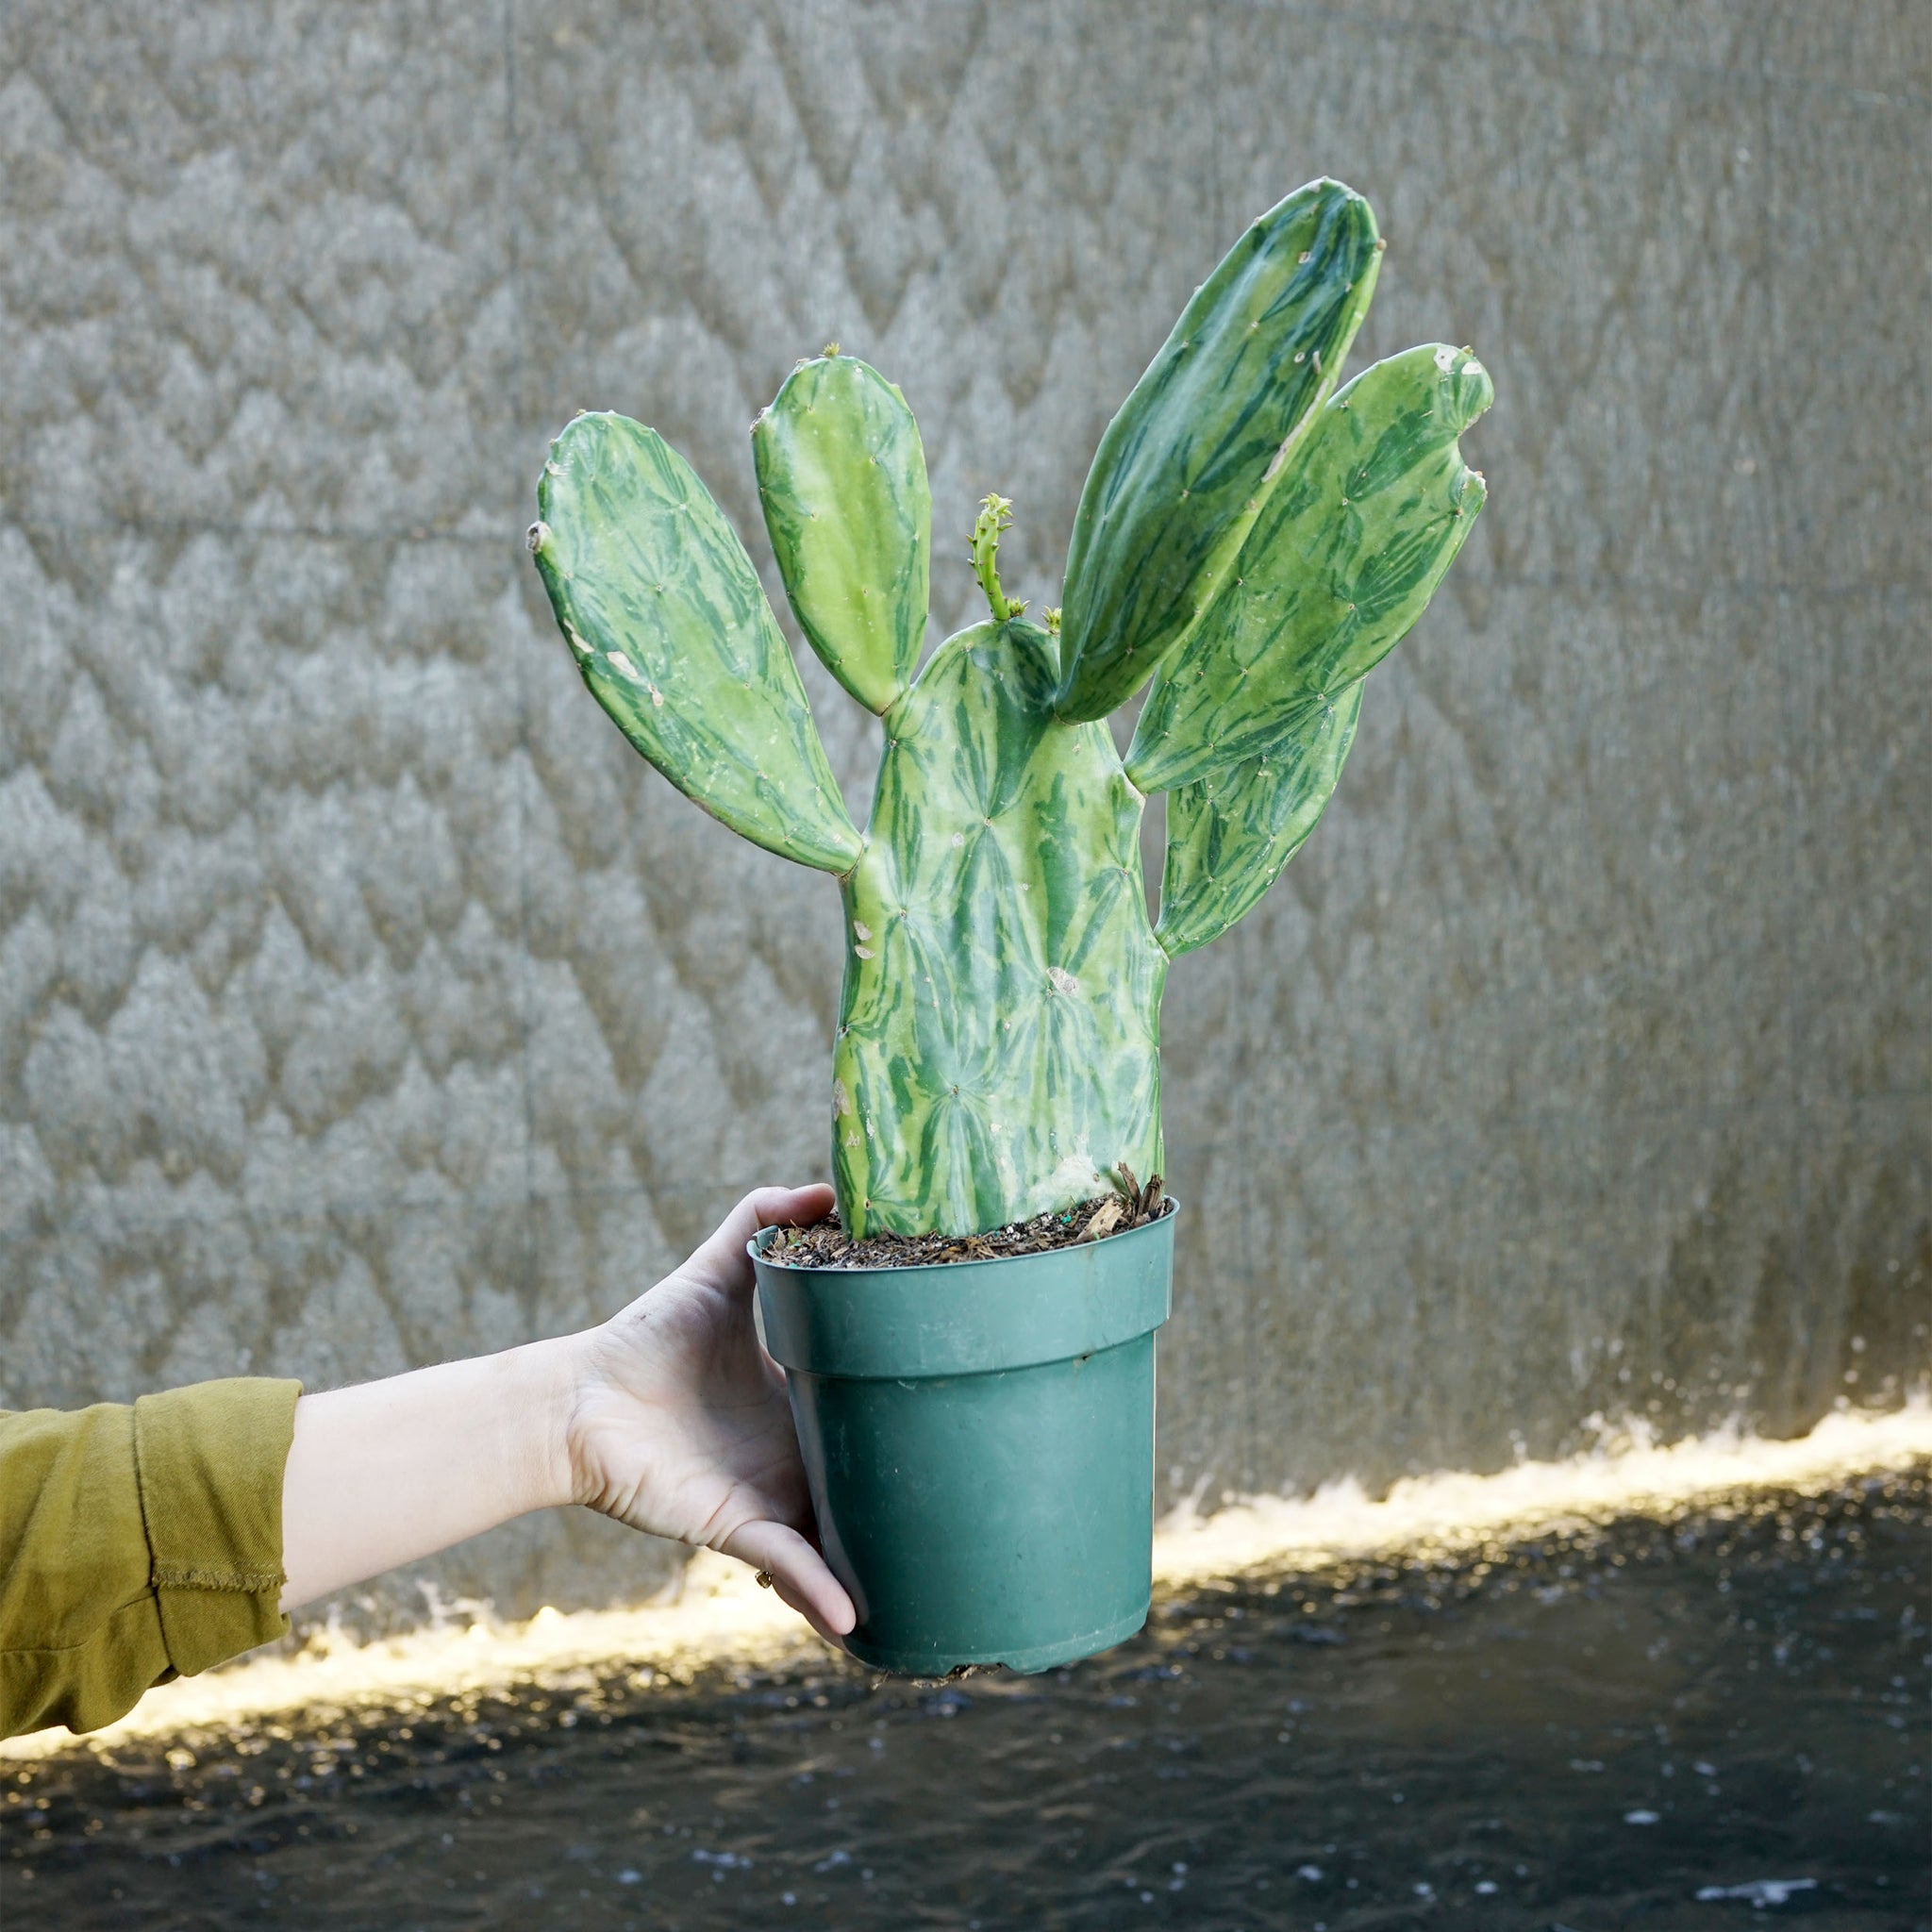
[1,1,1926,1627]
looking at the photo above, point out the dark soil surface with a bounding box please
[765,1172,1169,1270]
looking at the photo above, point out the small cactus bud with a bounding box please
[971,494,1027,622]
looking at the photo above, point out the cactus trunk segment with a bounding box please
[753,354,931,715]
[1053,180,1382,724]
[532,412,861,874]
[1126,345,1492,794]
[833,620,1166,1238]
[1155,684,1363,958]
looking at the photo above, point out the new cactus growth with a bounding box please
[531,180,1491,1239]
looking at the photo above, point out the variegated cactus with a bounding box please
[529,179,1491,1238]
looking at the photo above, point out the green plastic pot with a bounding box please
[751,1205,1176,1675]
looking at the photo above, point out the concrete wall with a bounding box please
[2,1,1925,1625]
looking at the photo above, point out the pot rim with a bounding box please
[752,1198,1178,1377]
[748,1194,1178,1276]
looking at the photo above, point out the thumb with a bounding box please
[681,1183,836,1297]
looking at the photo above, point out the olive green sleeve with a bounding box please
[0,1378,302,1740]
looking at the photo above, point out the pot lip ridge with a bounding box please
[753,1198,1176,1378]
[748,1195,1179,1277]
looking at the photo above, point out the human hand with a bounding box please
[561,1184,856,1643]
[277,1184,856,1638]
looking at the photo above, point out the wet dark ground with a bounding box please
[5,1469,1926,1931]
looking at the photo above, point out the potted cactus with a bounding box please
[528,179,1491,1674]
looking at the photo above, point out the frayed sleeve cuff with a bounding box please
[132,1379,302,1678]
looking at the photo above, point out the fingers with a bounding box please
[683,1183,837,1297]
[721,1518,857,1642]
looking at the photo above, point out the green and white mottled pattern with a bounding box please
[1156,684,1364,958]
[754,354,930,715]
[530,179,1492,1238]
[835,620,1166,1236]
[1127,344,1492,792]
[1053,179,1381,724]
[531,411,862,875]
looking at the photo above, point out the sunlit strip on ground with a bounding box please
[7,1399,1926,1762]
[1149,1399,1932,1580]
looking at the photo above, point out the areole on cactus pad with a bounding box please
[530,178,1491,1241]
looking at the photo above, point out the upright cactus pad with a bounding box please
[1055,180,1382,724]
[752,352,930,715]
[1125,341,1492,792]
[532,182,1491,1238]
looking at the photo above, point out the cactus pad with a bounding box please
[531,414,861,874]
[1055,179,1382,724]
[1127,343,1492,792]
[754,353,930,716]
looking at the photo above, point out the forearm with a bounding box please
[278,1337,581,1614]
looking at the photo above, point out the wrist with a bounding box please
[502,1332,589,1516]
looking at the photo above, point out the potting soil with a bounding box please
[766,1178,1171,1269]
